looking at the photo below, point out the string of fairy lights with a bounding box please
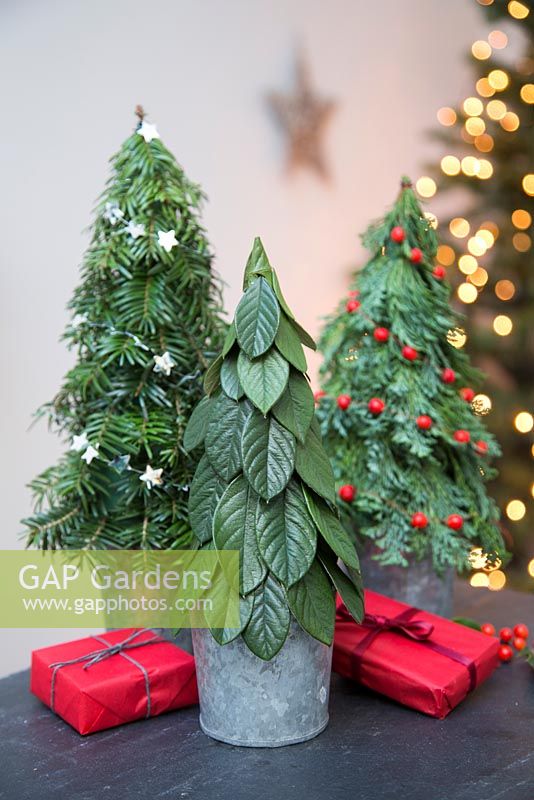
[407,0,533,588]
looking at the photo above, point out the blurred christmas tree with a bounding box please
[423,0,533,577]
[23,108,226,550]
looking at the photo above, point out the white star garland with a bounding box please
[103,202,124,225]
[139,465,163,489]
[81,444,100,465]
[137,121,160,143]
[153,352,176,376]
[71,432,89,452]
[126,221,145,240]
[157,229,178,253]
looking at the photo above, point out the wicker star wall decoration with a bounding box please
[267,54,336,180]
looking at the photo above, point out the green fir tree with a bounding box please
[316,178,506,572]
[184,238,364,659]
[23,108,226,550]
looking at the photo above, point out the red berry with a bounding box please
[513,637,527,651]
[410,247,423,263]
[314,390,326,403]
[390,226,405,243]
[339,484,356,503]
[368,398,385,415]
[337,394,352,410]
[402,345,418,361]
[374,327,389,343]
[481,623,496,636]
[441,368,456,384]
[514,623,529,639]
[447,514,464,530]
[460,387,475,402]
[416,415,432,430]
[453,429,471,444]
[475,440,488,455]
[433,265,446,279]
[499,627,513,643]
[498,644,513,663]
[346,300,360,313]
[411,512,428,529]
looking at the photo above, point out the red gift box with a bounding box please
[31,628,198,735]
[333,590,500,719]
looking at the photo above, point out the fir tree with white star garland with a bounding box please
[23,107,226,550]
[316,177,506,573]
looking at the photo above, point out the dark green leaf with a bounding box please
[210,594,254,645]
[205,395,249,481]
[289,317,316,351]
[238,349,289,414]
[242,574,290,660]
[189,455,226,543]
[183,396,213,452]
[319,553,364,623]
[204,354,223,395]
[235,277,280,358]
[304,487,360,570]
[272,370,315,444]
[275,312,307,372]
[452,617,482,631]
[222,322,237,357]
[271,268,294,319]
[242,411,295,500]
[213,475,266,594]
[243,237,272,289]
[295,426,336,504]
[287,559,335,645]
[220,353,244,400]
[256,481,317,587]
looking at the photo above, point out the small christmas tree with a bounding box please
[316,178,505,572]
[184,238,363,659]
[24,108,226,550]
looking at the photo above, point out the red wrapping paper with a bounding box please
[31,628,198,735]
[333,590,500,719]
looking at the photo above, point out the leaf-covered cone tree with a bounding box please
[184,238,364,660]
[316,178,506,572]
[23,108,226,550]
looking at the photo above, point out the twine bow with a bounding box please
[48,629,162,717]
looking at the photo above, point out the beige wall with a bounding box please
[0,0,481,677]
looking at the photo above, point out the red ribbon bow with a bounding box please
[337,602,477,691]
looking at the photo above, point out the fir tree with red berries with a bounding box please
[316,177,505,572]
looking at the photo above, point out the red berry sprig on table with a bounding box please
[514,623,529,639]
[479,622,531,663]
[499,627,513,643]
[337,394,352,410]
[499,644,514,663]
[390,226,405,243]
[481,623,496,636]
[346,299,360,313]
[339,484,356,503]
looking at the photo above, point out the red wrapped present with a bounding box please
[31,628,198,735]
[333,590,499,719]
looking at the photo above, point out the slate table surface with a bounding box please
[1,583,533,800]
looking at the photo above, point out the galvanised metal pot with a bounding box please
[192,620,333,747]
[359,545,454,617]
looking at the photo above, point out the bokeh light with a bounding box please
[441,155,461,175]
[473,394,492,414]
[424,212,438,229]
[493,315,513,335]
[488,69,509,91]
[474,133,494,152]
[528,559,534,577]
[500,112,520,131]
[476,77,495,97]
[488,570,506,590]
[506,499,526,521]
[477,229,494,247]
[477,159,494,179]
[469,267,489,286]
[470,572,490,587]
[466,117,486,136]
[447,328,467,348]
[520,84,534,103]
[508,1,530,19]
[495,279,516,300]
[467,235,487,256]
[472,41,492,59]
[450,217,470,238]
[514,412,534,433]
[522,174,534,195]
[462,156,481,176]
[488,30,508,49]
[416,176,436,198]
[511,209,532,229]
[464,96,484,116]
[487,99,507,120]
[513,232,531,251]
[457,282,478,303]
[459,255,478,275]
[437,107,457,126]
[437,245,455,265]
